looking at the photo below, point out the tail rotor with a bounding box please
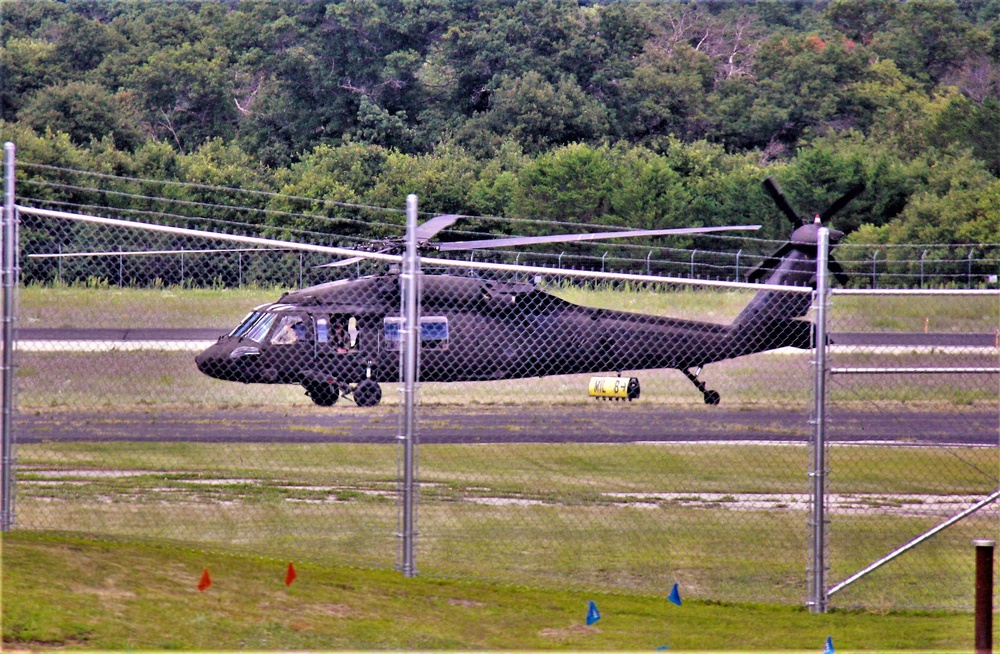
[747,177,863,285]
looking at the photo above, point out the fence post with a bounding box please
[974,539,994,654]
[399,193,420,577]
[809,227,831,613]
[2,142,17,532]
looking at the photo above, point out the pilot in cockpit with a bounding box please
[272,315,306,345]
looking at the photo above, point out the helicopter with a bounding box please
[195,178,863,407]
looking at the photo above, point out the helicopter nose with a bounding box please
[195,344,234,380]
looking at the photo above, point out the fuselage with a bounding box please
[196,261,816,389]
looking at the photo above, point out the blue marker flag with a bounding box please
[586,600,601,625]
[668,583,682,606]
[824,636,834,654]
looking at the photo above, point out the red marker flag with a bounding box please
[285,562,297,586]
[198,568,212,592]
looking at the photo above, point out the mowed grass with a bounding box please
[19,281,1000,332]
[13,440,998,608]
[18,283,280,330]
[2,531,977,652]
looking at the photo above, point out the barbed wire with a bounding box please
[16,161,788,242]
[16,182,790,259]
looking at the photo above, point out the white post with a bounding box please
[399,194,420,577]
[2,143,17,532]
[809,227,830,612]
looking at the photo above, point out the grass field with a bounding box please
[13,438,998,609]
[2,532,980,651]
[18,281,1000,332]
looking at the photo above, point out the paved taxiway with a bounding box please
[14,405,999,446]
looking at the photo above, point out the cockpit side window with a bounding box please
[271,315,306,345]
[243,313,277,343]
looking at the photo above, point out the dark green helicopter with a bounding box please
[195,179,862,407]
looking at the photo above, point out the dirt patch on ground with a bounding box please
[539,623,601,638]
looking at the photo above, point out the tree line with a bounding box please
[1,0,998,286]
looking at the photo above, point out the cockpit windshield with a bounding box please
[229,312,258,338]
[229,311,277,343]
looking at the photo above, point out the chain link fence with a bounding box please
[4,160,998,610]
[822,289,999,611]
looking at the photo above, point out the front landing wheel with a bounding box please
[304,380,339,406]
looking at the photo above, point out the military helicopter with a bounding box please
[195,178,862,407]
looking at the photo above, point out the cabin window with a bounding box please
[316,317,329,344]
[383,316,449,350]
[315,316,356,352]
[348,316,359,348]
[383,317,401,350]
[271,315,306,345]
[322,315,355,352]
[420,316,449,349]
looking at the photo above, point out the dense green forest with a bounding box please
[1,0,998,286]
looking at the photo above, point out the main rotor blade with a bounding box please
[762,177,803,227]
[818,183,865,223]
[435,224,761,252]
[415,214,461,241]
[314,255,366,268]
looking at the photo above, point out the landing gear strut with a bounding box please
[682,367,720,405]
[303,372,383,408]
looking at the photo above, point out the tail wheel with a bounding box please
[304,380,339,407]
[353,379,382,407]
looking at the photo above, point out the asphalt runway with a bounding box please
[14,405,999,446]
